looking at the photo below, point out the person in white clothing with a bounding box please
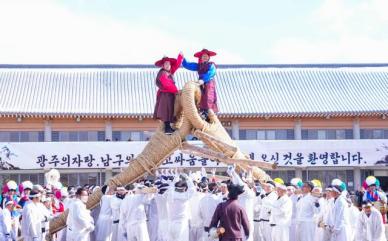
[120,185,155,241]
[41,196,54,239]
[327,185,352,241]
[0,201,15,241]
[199,182,222,241]
[110,186,127,241]
[146,184,159,241]
[270,183,293,241]
[66,188,94,241]
[288,178,303,241]
[348,197,361,241]
[318,187,335,241]
[95,186,113,241]
[252,185,262,241]
[189,182,206,241]
[355,201,386,241]
[166,173,196,241]
[22,191,46,241]
[257,181,278,241]
[296,181,320,241]
[312,186,326,241]
[154,183,170,241]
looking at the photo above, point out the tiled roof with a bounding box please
[0,64,387,118]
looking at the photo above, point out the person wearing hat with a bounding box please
[288,178,303,241]
[256,180,278,241]
[182,49,218,122]
[18,181,33,208]
[1,181,19,209]
[209,182,250,241]
[153,52,184,134]
[326,185,352,241]
[21,190,46,241]
[41,196,54,240]
[66,188,94,241]
[355,201,386,241]
[226,166,256,241]
[0,200,15,241]
[269,183,292,241]
[362,176,387,224]
[316,186,335,241]
[295,181,320,241]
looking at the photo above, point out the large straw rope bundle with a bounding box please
[181,81,271,183]
[48,80,269,238]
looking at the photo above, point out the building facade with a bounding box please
[0,64,387,191]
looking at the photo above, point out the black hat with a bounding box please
[29,190,41,198]
[198,182,208,190]
[158,183,169,194]
[332,185,343,194]
[227,183,245,199]
[265,181,276,188]
[175,181,188,192]
[208,182,218,193]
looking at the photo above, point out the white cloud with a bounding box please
[0,0,245,64]
[270,0,388,63]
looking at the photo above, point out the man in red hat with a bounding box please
[182,49,218,122]
[153,52,183,134]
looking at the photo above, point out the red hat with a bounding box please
[194,49,217,58]
[155,56,177,67]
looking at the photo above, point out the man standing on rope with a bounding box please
[153,53,183,134]
[182,49,218,122]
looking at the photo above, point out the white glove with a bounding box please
[226,165,235,176]
[201,167,207,177]
[211,168,216,177]
[198,79,204,85]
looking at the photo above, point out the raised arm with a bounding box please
[182,58,199,71]
[171,53,184,75]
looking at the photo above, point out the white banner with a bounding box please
[0,140,387,169]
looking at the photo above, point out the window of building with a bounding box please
[301,129,353,140]
[239,129,294,140]
[112,131,153,141]
[0,131,44,142]
[360,129,388,139]
[60,172,105,186]
[266,170,295,183]
[0,173,45,187]
[302,170,354,191]
[52,131,105,142]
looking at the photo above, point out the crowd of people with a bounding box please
[0,166,387,241]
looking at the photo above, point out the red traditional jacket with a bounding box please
[156,53,183,95]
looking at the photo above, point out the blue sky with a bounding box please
[0,0,387,64]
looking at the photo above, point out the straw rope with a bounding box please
[48,80,270,238]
